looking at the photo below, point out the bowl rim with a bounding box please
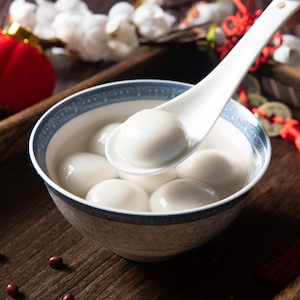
[29,79,272,221]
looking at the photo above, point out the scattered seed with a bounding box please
[48,255,63,269]
[63,293,74,300]
[5,283,19,298]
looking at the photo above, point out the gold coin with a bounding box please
[255,101,292,137]
[236,93,269,108]
[233,74,261,99]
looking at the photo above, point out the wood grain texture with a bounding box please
[1,138,300,300]
[267,61,300,90]
[1,0,300,299]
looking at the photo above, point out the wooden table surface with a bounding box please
[1,1,300,299]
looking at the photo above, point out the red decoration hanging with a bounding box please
[239,84,300,152]
[216,0,282,72]
[0,23,56,113]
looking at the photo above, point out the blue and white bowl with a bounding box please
[29,80,271,262]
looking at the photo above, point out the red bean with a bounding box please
[5,283,19,298]
[63,293,74,300]
[48,255,63,269]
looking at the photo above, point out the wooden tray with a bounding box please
[260,61,300,115]
[1,135,300,299]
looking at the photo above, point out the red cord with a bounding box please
[216,0,282,72]
[239,85,300,151]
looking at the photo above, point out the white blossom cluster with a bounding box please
[179,0,233,29]
[273,34,300,69]
[9,0,176,61]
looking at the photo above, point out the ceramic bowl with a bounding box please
[29,79,271,262]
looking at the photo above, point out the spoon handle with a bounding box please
[160,0,300,141]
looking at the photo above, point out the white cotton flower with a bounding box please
[142,0,165,6]
[108,2,134,18]
[52,12,84,48]
[52,11,111,62]
[77,14,110,62]
[273,34,300,68]
[214,26,226,46]
[273,45,291,64]
[33,0,58,39]
[106,16,139,59]
[9,0,37,29]
[106,13,128,35]
[179,0,234,29]
[132,3,175,40]
[106,2,139,58]
[51,0,98,59]
[54,0,91,15]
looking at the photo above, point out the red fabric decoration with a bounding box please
[0,31,56,112]
[216,0,282,72]
[280,119,300,151]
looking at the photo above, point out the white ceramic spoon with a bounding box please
[106,0,300,175]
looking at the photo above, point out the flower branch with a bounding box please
[5,0,234,62]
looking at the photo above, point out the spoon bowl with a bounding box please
[106,0,300,175]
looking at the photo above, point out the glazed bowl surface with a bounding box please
[29,79,271,262]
